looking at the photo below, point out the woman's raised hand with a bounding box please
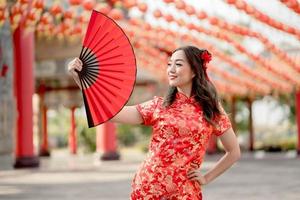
[67,58,83,89]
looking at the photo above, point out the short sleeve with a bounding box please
[212,104,232,137]
[135,96,160,126]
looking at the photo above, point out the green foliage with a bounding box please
[276,92,296,125]
[116,124,152,149]
[117,124,137,146]
[48,106,70,148]
[78,126,96,153]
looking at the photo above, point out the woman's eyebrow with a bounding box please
[169,59,185,62]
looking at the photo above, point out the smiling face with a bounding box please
[167,50,195,87]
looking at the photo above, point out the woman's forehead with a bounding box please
[170,50,186,61]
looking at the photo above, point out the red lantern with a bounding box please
[187,23,195,30]
[33,0,44,10]
[226,0,237,4]
[144,23,151,31]
[83,0,96,11]
[154,9,162,18]
[72,24,83,35]
[27,10,37,22]
[19,0,30,5]
[209,17,218,25]
[175,0,185,10]
[138,3,147,13]
[0,7,7,27]
[129,18,140,26]
[10,4,22,28]
[64,9,74,19]
[197,11,207,19]
[69,0,82,6]
[122,0,137,9]
[235,0,246,9]
[96,4,111,15]
[40,12,52,25]
[109,8,124,20]
[185,5,195,15]
[50,4,63,16]
[176,18,185,26]
[245,4,254,14]
[164,14,173,22]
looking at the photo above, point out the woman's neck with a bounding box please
[177,86,192,98]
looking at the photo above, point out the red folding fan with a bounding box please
[78,10,136,127]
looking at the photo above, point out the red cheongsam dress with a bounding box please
[131,92,232,200]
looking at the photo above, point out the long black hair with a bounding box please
[162,45,221,124]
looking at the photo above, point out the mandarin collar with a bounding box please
[175,92,196,103]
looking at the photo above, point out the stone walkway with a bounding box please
[0,149,299,200]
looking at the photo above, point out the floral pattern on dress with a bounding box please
[131,92,232,200]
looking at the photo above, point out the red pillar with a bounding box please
[96,122,120,160]
[13,27,39,168]
[69,107,77,154]
[296,91,300,156]
[40,105,50,156]
[38,85,50,157]
[248,98,254,151]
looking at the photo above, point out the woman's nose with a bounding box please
[168,64,176,73]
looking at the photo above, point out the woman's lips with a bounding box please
[169,75,177,80]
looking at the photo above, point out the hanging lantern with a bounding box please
[95,3,111,15]
[176,18,185,26]
[78,12,89,23]
[209,17,218,25]
[64,9,75,20]
[0,6,7,28]
[185,5,195,15]
[69,0,82,6]
[40,12,52,26]
[138,2,147,13]
[245,4,254,14]
[109,8,124,20]
[153,9,162,18]
[50,3,63,17]
[197,11,207,19]
[226,0,237,4]
[164,14,173,22]
[33,0,44,10]
[129,18,141,26]
[122,0,137,9]
[235,0,246,9]
[82,0,95,11]
[10,3,22,30]
[26,9,37,24]
[175,0,185,10]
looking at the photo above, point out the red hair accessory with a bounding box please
[200,50,212,81]
[201,50,212,69]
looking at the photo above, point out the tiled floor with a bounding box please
[0,149,299,200]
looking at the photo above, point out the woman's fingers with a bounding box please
[187,171,197,179]
[68,58,83,73]
[191,162,199,168]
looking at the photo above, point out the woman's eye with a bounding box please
[167,63,171,67]
[176,64,182,66]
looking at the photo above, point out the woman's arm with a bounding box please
[202,128,241,184]
[67,58,144,125]
[188,128,241,185]
[110,105,144,125]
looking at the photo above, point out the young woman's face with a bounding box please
[167,50,195,87]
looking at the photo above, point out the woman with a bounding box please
[68,45,241,199]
